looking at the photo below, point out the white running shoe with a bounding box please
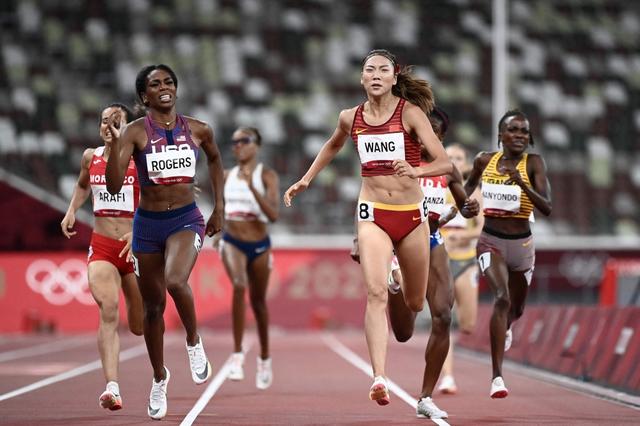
[186,335,212,385]
[416,397,448,419]
[436,375,458,395]
[490,376,508,399]
[99,381,122,411]
[256,357,273,390]
[369,375,390,405]
[505,327,513,352]
[228,352,245,381]
[148,367,170,420]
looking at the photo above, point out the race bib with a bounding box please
[422,184,447,217]
[357,132,405,167]
[482,182,521,214]
[356,201,375,222]
[92,184,134,212]
[146,145,196,184]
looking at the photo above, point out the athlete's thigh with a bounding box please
[248,251,272,299]
[454,266,478,329]
[394,222,430,300]
[357,221,394,292]
[165,230,200,283]
[121,272,143,311]
[220,240,249,287]
[88,261,121,306]
[134,252,166,300]
[426,245,453,313]
[477,247,510,296]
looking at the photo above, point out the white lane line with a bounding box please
[0,343,147,402]
[322,334,450,426]
[0,337,91,363]
[180,342,254,426]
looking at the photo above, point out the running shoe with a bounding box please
[369,375,390,405]
[148,367,170,420]
[228,352,245,381]
[504,327,513,352]
[256,357,273,390]
[98,381,122,411]
[490,376,508,399]
[436,375,458,395]
[416,397,448,419]
[186,335,212,385]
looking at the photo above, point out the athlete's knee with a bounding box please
[458,317,476,334]
[99,300,119,325]
[431,309,452,334]
[143,300,166,320]
[367,286,388,306]
[493,294,510,313]
[404,295,424,312]
[166,279,190,297]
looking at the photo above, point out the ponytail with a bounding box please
[393,66,435,115]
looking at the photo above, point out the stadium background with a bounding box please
[0,0,639,395]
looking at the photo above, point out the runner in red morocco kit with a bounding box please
[61,103,143,412]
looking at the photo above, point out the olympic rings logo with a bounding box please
[26,259,93,306]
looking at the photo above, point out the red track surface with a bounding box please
[0,330,637,425]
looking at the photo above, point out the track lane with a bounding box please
[0,330,638,425]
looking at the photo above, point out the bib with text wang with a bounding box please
[146,144,196,185]
[357,132,405,169]
[482,182,522,215]
[92,184,135,213]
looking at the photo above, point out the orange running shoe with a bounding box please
[369,376,390,405]
[99,382,122,411]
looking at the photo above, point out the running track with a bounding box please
[0,330,638,425]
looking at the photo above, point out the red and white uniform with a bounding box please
[89,146,139,217]
[417,161,448,221]
[87,146,139,274]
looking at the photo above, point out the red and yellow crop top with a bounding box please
[350,98,421,177]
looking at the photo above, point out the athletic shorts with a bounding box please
[221,232,271,265]
[88,232,134,276]
[449,257,477,281]
[357,198,428,244]
[476,227,535,276]
[132,202,205,254]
